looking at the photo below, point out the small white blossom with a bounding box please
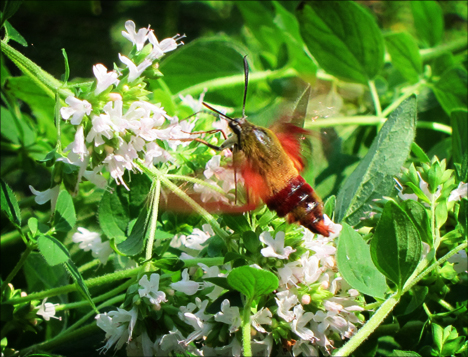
[121,20,150,51]
[147,30,180,60]
[170,268,200,295]
[86,114,114,146]
[260,231,296,259]
[119,54,152,83]
[291,304,316,341]
[72,227,112,264]
[448,182,467,202]
[36,298,61,321]
[60,96,92,125]
[103,153,132,189]
[96,307,137,353]
[65,125,88,161]
[138,274,167,308]
[159,329,187,353]
[251,308,272,333]
[292,339,319,357]
[29,185,60,212]
[179,88,207,113]
[93,64,120,95]
[83,166,107,189]
[275,290,299,322]
[214,299,241,333]
[181,227,212,250]
[198,262,225,300]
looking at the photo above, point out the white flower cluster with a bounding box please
[57,20,188,191]
[95,218,364,356]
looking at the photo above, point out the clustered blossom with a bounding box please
[57,20,186,191]
[96,216,364,356]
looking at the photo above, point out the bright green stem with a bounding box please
[174,67,298,99]
[0,40,73,100]
[420,37,468,62]
[135,160,229,241]
[0,245,33,295]
[7,266,140,305]
[242,298,253,357]
[305,117,452,135]
[381,81,425,118]
[145,179,161,265]
[368,80,382,117]
[166,174,227,196]
[333,294,399,356]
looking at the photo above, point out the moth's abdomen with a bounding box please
[265,176,331,237]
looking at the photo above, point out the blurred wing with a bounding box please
[270,85,313,172]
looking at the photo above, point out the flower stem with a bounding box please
[182,257,225,268]
[0,40,73,100]
[242,297,253,357]
[145,179,161,266]
[6,266,141,305]
[135,160,229,241]
[368,80,382,117]
[334,294,399,356]
[174,67,298,99]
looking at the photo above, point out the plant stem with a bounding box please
[0,40,73,100]
[182,257,224,268]
[305,116,452,135]
[242,298,253,357]
[381,81,425,118]
[334,294,399,356]
[145,179,161,266]
[6,266,141,305]
[135,160,229,241]
[368,80,382,117]
[0,245,33,295]
[174,67,298,99]
[420,37,468,62]
[165,174,227,195]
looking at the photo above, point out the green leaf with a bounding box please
[53,190,76,232]
[37,234,70,266]
[61,48,70,83]
[242,231,260,254]
[296,1,384,84]
[227,266,278,300]
[24,252,68,292]
[0,1,24,29]
[410,1,444,48]
[221,214,251,234]
[1,179,21,226]
[98,174,151,243]
[4,76,56,142]
[451,109,468,182]
[336,223,387,298]
[63,258,98,313]
[400,200,432,246]
[384,32,422,84]
[370,201,422,291]
[433,67,468,115]
[4,21,27,47]
[411,142,430,163]
[116,203,148,256]
[435,198,448,229]
[0,105,36,147]
[394,285,428,316]
[323,195,336,218]
[335,96,417,225]
[159,37,247,106]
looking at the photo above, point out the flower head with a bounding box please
[60,96,92,125]
[138,273,167,308]
[121,20,150,51]
[36,298,61,321]
[260,231,296,259]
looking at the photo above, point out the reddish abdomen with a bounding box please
[265,176,331,237]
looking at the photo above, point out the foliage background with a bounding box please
[1,1,467,356]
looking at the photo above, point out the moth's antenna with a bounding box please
[202,102,236,122]
[242,55,249,119]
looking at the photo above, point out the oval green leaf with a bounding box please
[53,190,76,232]
[37,234,70,266]
[227,266,279,300]
[370,201,422,291]
[296,1,384,84]
[385,32,422,84]
[335,96,417,225]
[337,223,387,298]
